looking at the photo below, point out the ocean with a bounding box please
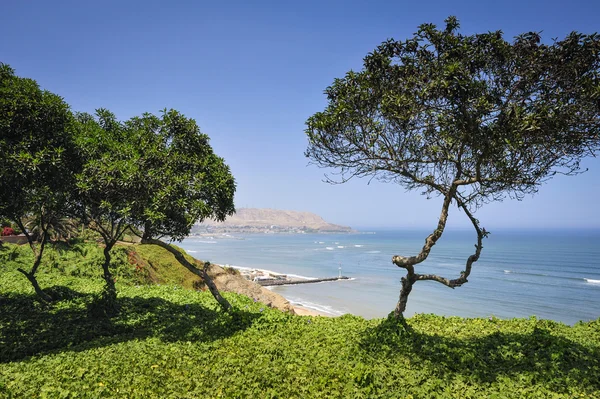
[178,229,600,325]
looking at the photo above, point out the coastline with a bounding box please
[293,305,331,317]
[181,230,600,325]
[218,263,342,317]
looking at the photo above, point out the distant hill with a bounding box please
[195,208,353,233]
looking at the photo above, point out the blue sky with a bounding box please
[2,0,599,229]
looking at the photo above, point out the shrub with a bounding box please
[1,227,15,236]
[223,266,241,276]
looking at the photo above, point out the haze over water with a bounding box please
[180,229,600,325]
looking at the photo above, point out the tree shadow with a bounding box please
[0,286,259,363]
[359,315,600,394]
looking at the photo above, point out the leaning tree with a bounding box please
[0,63,79,302]
[128,109,237,312]
[305,17,600,319]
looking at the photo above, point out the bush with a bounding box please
[223,266,241,276]
[1,227,15,236]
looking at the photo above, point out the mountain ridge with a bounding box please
[196,208,353,233]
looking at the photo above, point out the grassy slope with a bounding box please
[1,242,599,398]
[127,244,204,289]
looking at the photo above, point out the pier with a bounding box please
[255,276,350,287]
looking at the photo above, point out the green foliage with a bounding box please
[0,242,141,284]
[1,249,599,398]
[1,63,235,308]
[131,244,204,289]
[73,109,144,244]
[73,108,236,307]
[0,240,204,292]
[0,63,78,224]
[76,227,102,242]
[124,109,236,241]
[74,108,236,244]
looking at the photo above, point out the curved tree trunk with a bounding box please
[392,187,487,320]
[141,237,232,312]
[201,261,232,312]
[17,267,52,303]
[101,243,117,305]
[394,273,415,318]
[392,186,456,319]
[15,218,53,303]
[89,218,128,315]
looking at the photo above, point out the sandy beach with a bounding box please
[292,305,331,317]
[222,264,336,316]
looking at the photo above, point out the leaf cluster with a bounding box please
[125,109,236,241]
[0,63,79,223]
[74,109,236,244]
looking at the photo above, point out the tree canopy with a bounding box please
[124,110,236,241]
[305,17,600,318]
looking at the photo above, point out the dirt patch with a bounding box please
[206,263,295,314]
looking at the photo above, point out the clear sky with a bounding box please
[2,0,599,229]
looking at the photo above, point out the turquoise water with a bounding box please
[179,229,600,324]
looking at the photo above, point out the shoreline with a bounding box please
[182,231,600,325]
[292,305,331,317]
[213,262,344,317]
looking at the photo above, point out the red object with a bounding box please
[1,227,15,236]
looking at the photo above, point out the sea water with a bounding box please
[178,229,600,325]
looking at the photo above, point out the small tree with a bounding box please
[74,109,145,308]
[0,63,79,302]
[128,110,236,312]
[305,18,600,320]
[75,109,236,312]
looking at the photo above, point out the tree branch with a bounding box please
[413,193,485,288]
[392,184,457,268]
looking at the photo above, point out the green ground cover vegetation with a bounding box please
[1,242,599,398]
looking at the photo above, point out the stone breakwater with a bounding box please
[255,276,350,287]
[231,266,351,287]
